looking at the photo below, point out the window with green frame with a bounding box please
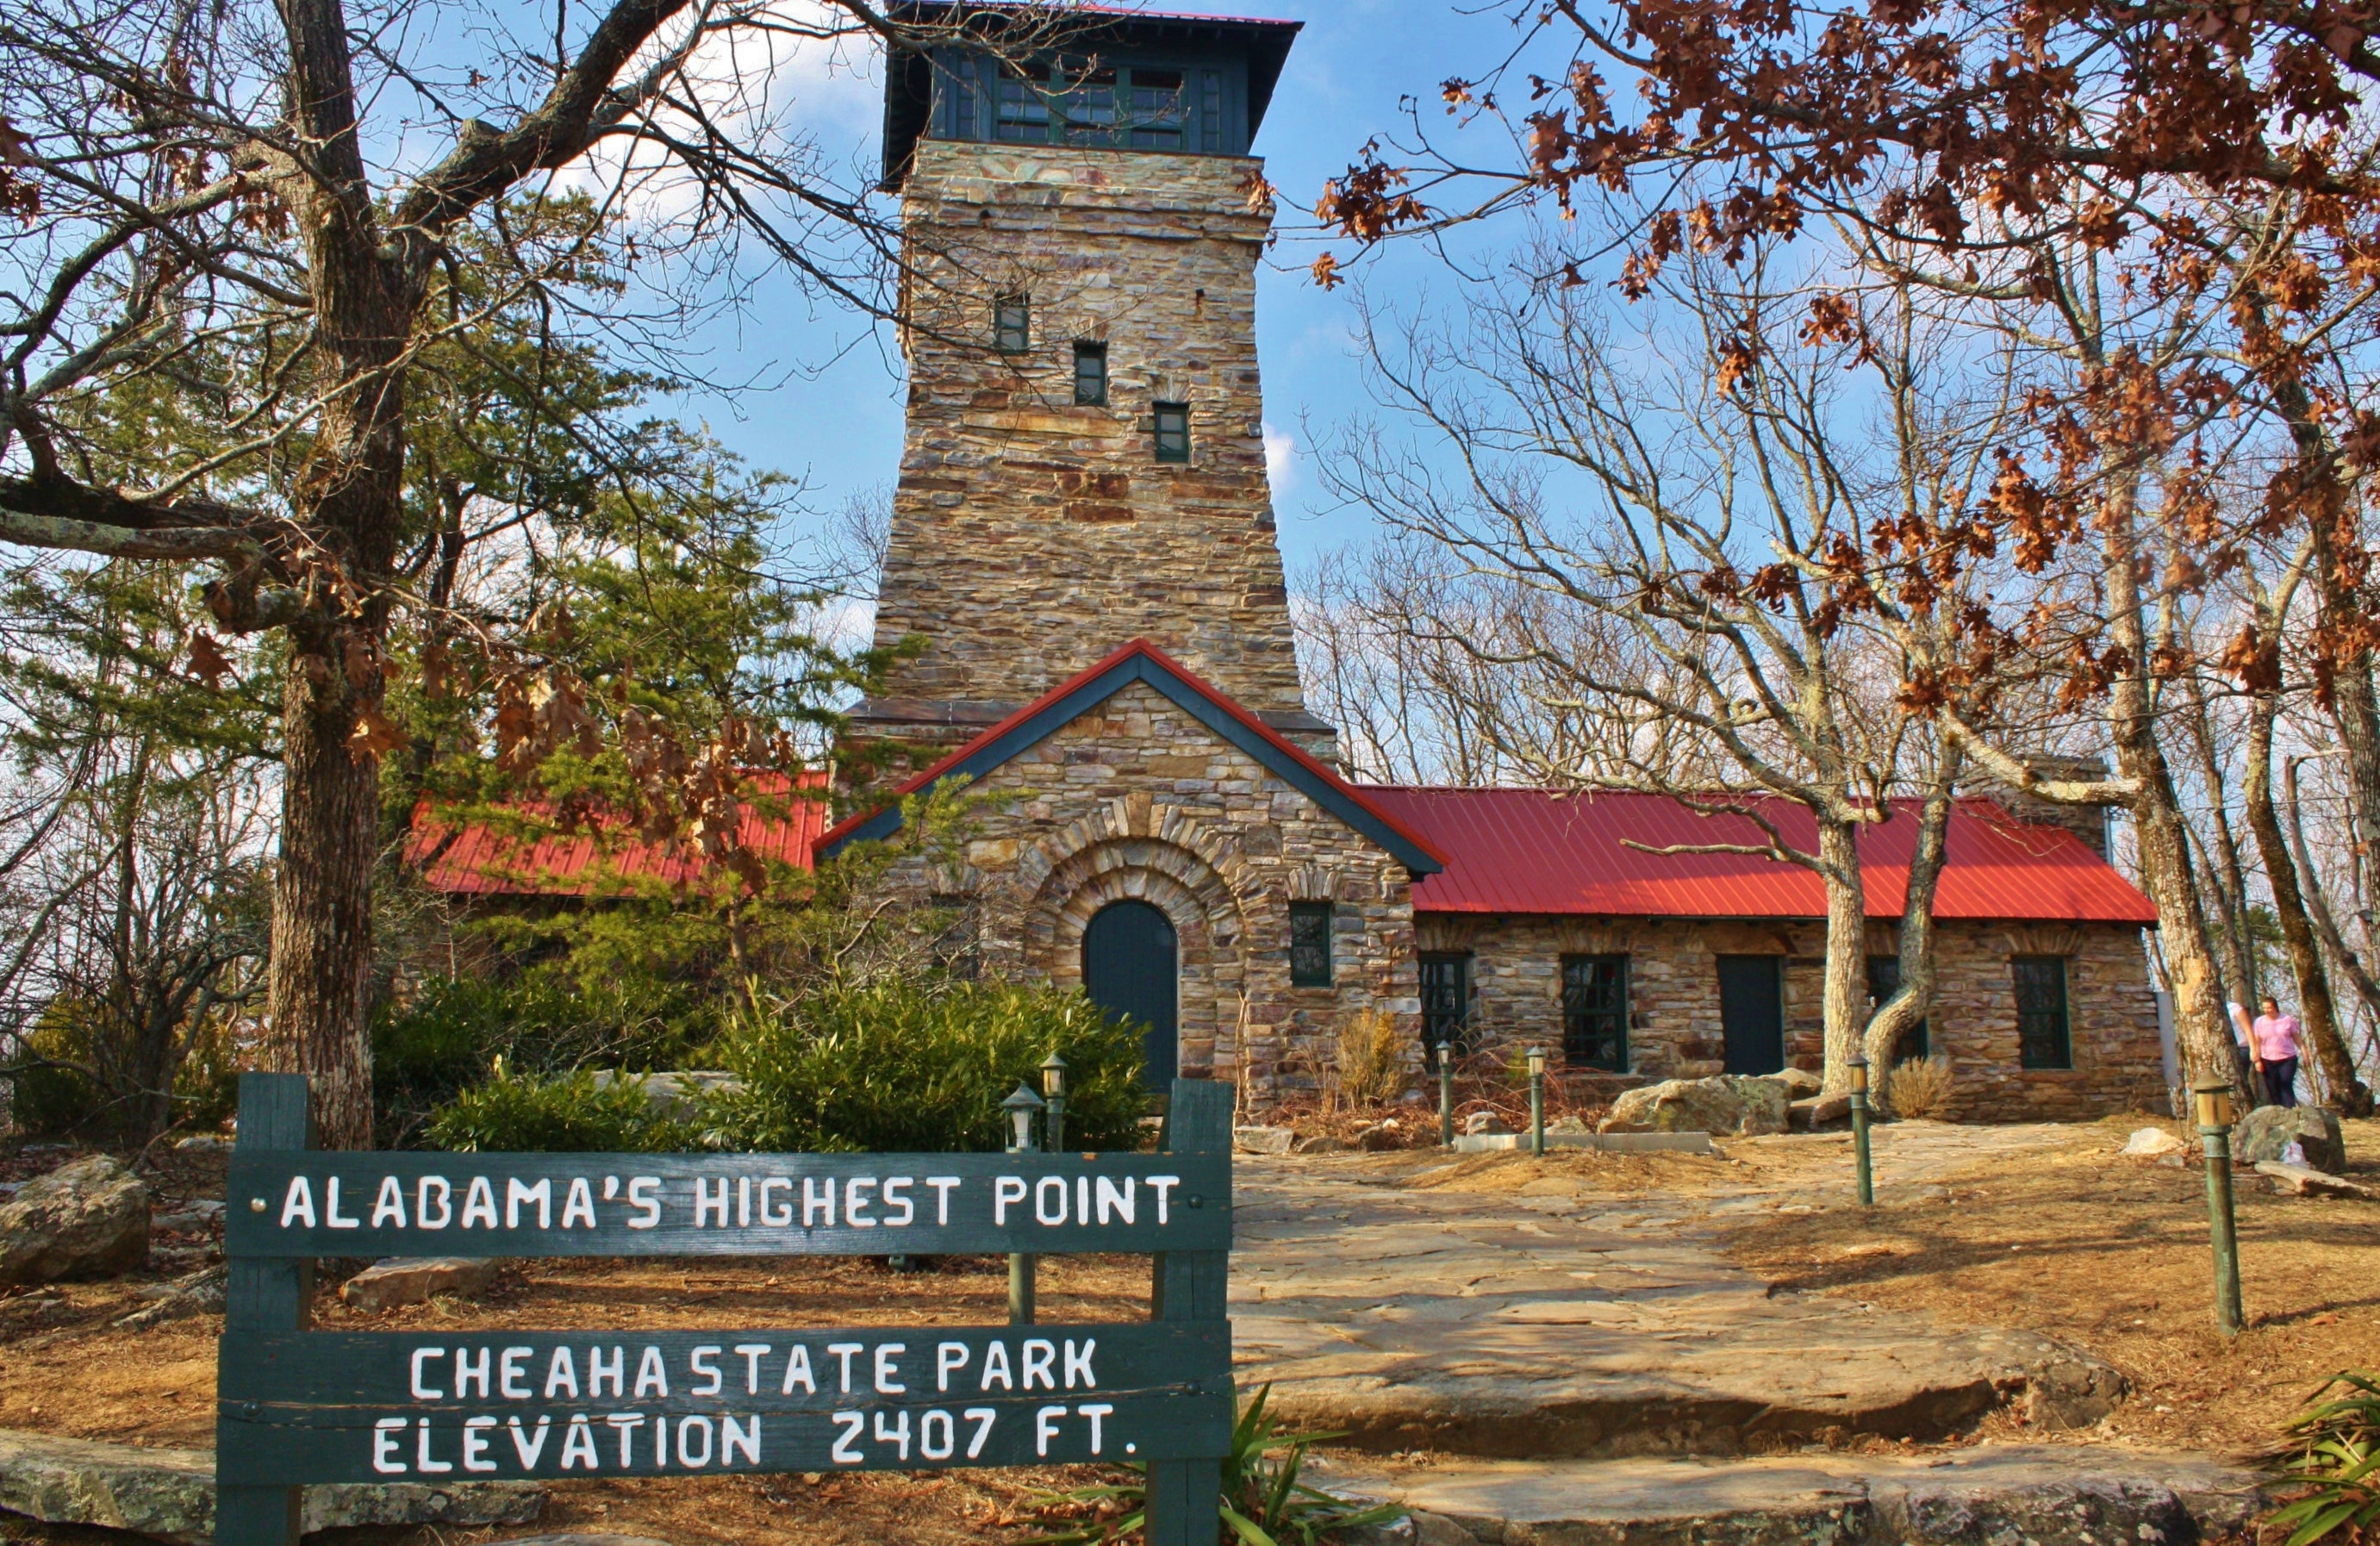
[1073,341,1107,405]
[1561,953,1629,1071]
[989,59,1193,148]
[1288,901,1332,988]
[994,293,1029,353]
[2011,955,2072,1069]
[1152,401,1189,463]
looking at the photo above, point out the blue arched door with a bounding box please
[1083,901,1179,1089]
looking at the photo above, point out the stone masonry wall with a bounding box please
[1413,913,2164,1120]
[860,139,1315,751]
[882,681,1416,1094]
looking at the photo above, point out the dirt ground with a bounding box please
[4,1116,2377,1543]
[1716,1114,2380,1456]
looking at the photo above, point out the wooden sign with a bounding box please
[215,1073,1234,1546]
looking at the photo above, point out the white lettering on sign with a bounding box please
[418,1176,452,1229]
[461,1176,497,1230]
[561,1178,595,1229]
[372,1176,406,1228]
[994,1176,1027,1225]
[626,1177,661,1229]
[325,1176,360,1229]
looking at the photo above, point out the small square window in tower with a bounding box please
[1288,901,1332,988]
[1073,341,1108,405]
[994,293,1029,353]
[1561,953,1629,1072]
[1152,401,1190,463]
[2012,955,2072,1069]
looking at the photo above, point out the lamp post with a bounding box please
[1040,1051,1069,1153]
[1002,1082,1045,1326]
[1847,1051,1874,1207]
[2194,1075,2244,1336]
[1437,1041,1455,1147]
[1525,1045,1547,1156]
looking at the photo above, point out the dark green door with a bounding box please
[1716,955,1785,1074]
[1084,901,1178,1089]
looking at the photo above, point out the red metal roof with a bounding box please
[408,771,828,896]
[1361,787,2159,925]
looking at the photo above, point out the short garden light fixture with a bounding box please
[1847,1051,1874,1206]
[1436,1040,1455,1147]
[1524,1044,1548,1156]
[1040,1051,1069,1150]
[1003,1082,1046,1154]
[2192,1075,2243,1335]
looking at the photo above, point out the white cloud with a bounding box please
[1263,421,1299,495]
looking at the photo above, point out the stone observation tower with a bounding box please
[851,3,1331,757]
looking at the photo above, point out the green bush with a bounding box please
[374,971,719,1147]
[5,999,243,1141]
[703,979,1150,1152]
[423,1064,693,1153]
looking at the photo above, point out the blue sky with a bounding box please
[662,0,1533,577]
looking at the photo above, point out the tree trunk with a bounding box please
[2101,495,2236,1094]
[2177,670,2259,1007]
[2245,686,2374,1113]
[1817,813,1868,1092]
[1868,744,1962,1097]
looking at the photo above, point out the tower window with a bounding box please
[1074,341,1108,405]
[994,293,1029,353]
[1289,901,1333,988]
[1152,401,1190,463]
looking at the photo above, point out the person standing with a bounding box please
[2251,996,2303,1109]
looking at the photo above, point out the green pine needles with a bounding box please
[2272,1371,2380,1546]
[1023,1384,1404,1545]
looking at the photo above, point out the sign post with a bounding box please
[215,1072,1232,1544]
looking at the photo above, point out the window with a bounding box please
[1419,951,1473,1065]
[1288,901,1333,988]
[1199,70,1224,153]
[1152,401,1190,463]
[1125,66,1186,149]
[1561,954,1629,1072]
[2012,956,2071,1069]
[1073,341,1108,405]
[994,293,1029,353]
[994,63,1052,141]
[1866,955,1928,1059]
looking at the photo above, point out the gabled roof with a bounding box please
[817,639,1445,873]
[408,771,828,897]
[1362,787,2157,925]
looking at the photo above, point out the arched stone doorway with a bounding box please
[1082,900,1180,1088]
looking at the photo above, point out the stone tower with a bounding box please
[851,7,1331,757]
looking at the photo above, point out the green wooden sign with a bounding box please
[215,1073,1234,1546]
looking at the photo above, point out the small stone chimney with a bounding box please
[1978,754,2113,858]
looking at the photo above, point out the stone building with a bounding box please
[804,4,2169,1119]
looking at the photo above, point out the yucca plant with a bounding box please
[1024,1384,1403,1545]
[2271,1371,2380,1546]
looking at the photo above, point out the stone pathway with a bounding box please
[1231,1124,2116,1456]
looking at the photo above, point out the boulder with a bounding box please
[1601,1076,1787,1138]
[1463,1112,1512,1137]
[1792,1093,1853,1129]
[2234,1106,2347,1174]
[340,1256,500,1312]
[2119,1126,2187,1158]
[1545,1115,1592,1136]
[1295,1135,1353,1155]
[1234,1125,1296,1156]
[111,1266,225,1331]
[0,1428,540,1543]
[2258,1161,2380,1200]
[588,1069,741,1120]
[0,1155,149,1286]
[1765,1066,1826,1099]
[1354,1122,1404,1151]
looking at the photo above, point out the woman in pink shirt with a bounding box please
[2252,996,2302,1109]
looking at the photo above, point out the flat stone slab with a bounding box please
[1233,1124,2115,1458]
[1455,1132,1713,1155]
[0,1428,541,1543]
[1322,1444,2267,1545]
[340,1255,501,1312]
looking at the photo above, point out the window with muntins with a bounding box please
[1866,954,1928,1058]
[985,59,1202,149]
[1153,401,1189,463]
[1419,952,1473,1064]
[1288,901,1333,988]
[2011,956,2072,1069]
[1073,341,1108,405]
[994,293,1029,353]
[1561,954,1629,1072]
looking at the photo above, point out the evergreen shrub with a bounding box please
[424,1063,692,1152]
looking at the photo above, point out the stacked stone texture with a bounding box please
[882,681,1417,1094]
[1415,913,2164,1120]
[858,140,1314,751]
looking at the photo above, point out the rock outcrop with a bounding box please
[1601,1075,1790,1137]
[2234,1105,2346,1173]
[0,1156,149,1286]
